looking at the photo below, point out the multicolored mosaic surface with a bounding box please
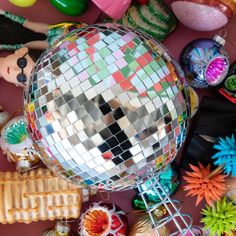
[24,24,190,191]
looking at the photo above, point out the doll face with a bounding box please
[0,47,35,87]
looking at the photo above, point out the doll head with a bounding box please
[0,47,41,87]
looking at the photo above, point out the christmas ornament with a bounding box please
[49,0,88,16]
[201,197,236,236]
[171,0,236,31]
[24,23,193,235]
[180,35,229,88]
[189,87,199,117]
[91,0,131,19]
[212,135,236,176]
[79,202,128,236]
[117,0,177,42]
[0,168,91,224]
[132,162,181,209]
[42,221,73,236]
[183,163,227,206]
[0,116,40,171]
[217,61,236,104]
[24,23,191,191]
[9,0,37,7]
[129,209,168,236]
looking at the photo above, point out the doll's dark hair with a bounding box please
[28,49,44,63]
[0,15,47,45]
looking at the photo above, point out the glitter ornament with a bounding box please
[24,24,190,191]
[212,135,236,176]
[171,0,236,31]
[117,0,177,42]
[180,36,229,88]
[183,163,227,206]
[79,202,128,236]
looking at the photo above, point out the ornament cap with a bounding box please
[213,34,226,47]
[56,222,71,234]
[16,158,31,172]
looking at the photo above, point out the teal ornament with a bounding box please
[132,162,181,210]
[49,0,88,16]
[212,134,236,176]
[0,116,33,157]
[5,120,28,144]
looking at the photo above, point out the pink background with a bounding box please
[0,0,236,235]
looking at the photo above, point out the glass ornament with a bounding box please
[180,36,229,88]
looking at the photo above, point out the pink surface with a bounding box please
[0,0,236,235]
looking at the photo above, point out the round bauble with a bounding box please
[180,37,229,88]
[24,23,190,191]
[171,0,236,31]
[79,202,128,236]
[49,0,88,16]
[9,0,37,7]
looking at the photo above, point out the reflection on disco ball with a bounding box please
[24,24,190,191]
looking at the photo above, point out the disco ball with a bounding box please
[24,24,190,191]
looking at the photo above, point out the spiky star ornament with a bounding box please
[183,163,226,206]
[212,135,236,176]
[201,197,236,236]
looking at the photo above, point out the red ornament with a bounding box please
[79,202,128,236]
